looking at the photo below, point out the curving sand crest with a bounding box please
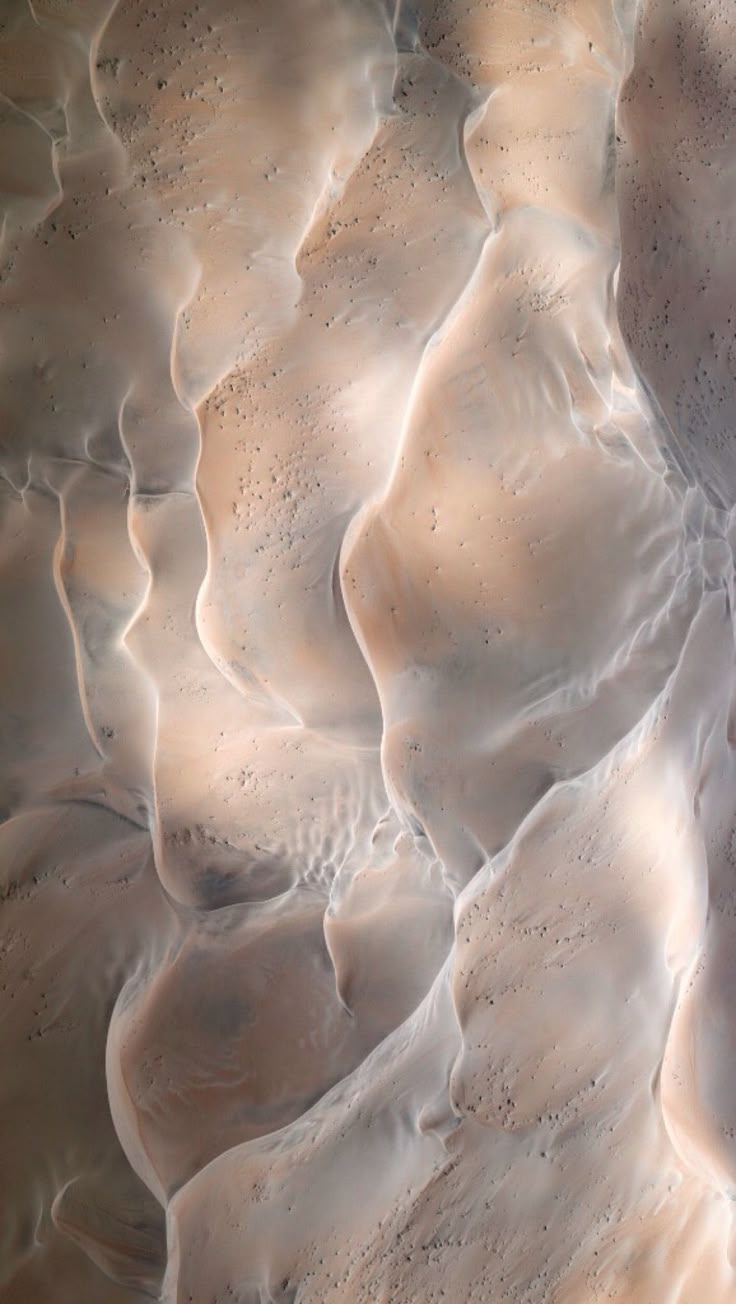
[1,0,736,1300]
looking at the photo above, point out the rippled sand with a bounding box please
[2,0,736,1300]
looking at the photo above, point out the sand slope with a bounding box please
[1,0,736,1300]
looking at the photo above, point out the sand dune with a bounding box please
[2,0,736,1300]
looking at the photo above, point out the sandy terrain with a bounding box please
[1,0,735,1300]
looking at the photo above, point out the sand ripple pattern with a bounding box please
[1,0,735,1300]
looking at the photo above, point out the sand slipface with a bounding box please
[1,0,735,1299]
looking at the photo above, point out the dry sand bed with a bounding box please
[1,0,735,1300]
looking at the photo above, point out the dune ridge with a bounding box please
[1,0,736,1300]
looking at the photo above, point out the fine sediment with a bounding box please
[2,1,735,1300]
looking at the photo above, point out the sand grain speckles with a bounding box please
[1,0,736,1301]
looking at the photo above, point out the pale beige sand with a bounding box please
[1,0,736,1301]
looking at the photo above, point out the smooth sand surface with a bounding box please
[2,0,736,1300]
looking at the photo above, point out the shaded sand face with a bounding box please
[2,0,736,1300]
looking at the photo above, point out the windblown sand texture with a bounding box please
[2,0,736,1300]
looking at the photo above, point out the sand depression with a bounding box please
[2,0,736,1300]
